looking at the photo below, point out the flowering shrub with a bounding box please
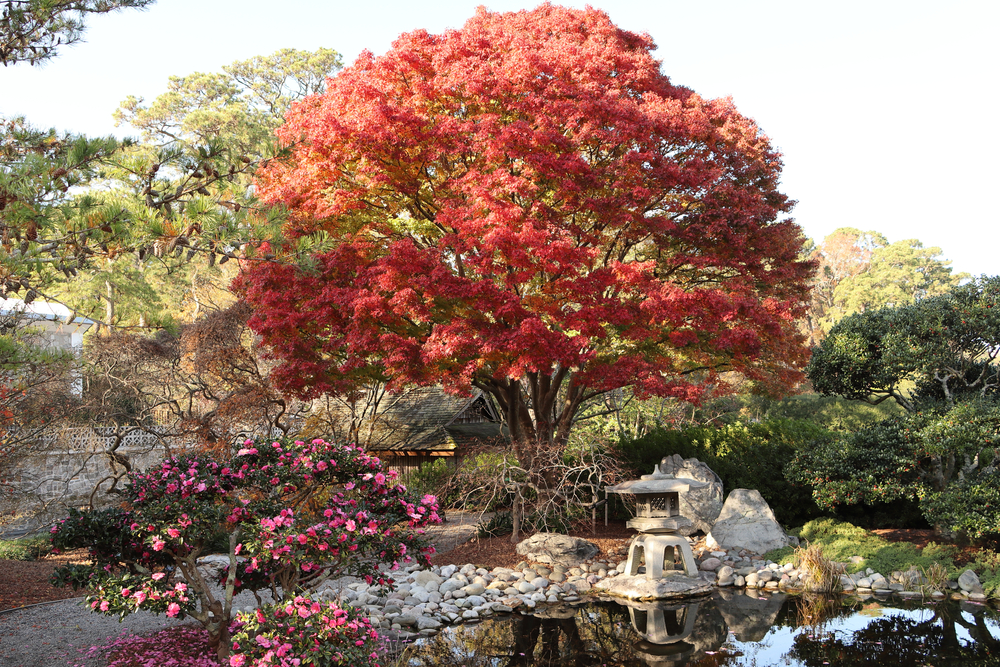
[230,597,381,667]
[50,438,439,663]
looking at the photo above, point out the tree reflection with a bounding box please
[787,602,1000,666]
[394,595,1000,667]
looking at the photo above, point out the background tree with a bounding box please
[81,302,305,472]
[3,49,341,320]
[802,228,965,345]
[808,275,1000,410]
[237,5,814,536]
[1,0,153,66]
[795,276,1000,539]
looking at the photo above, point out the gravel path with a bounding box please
[0,516,482,667]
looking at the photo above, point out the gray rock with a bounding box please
[515,533,600,566]
[395,614,418,627]
[413,571,443,587]
[416,616,442,630]
[700,557,722,571]
[958,569,984,594]
[656,454,725,534]
[593,574,713,600]
[515,580,537,594]
[705,489,790,554]
[439,579,462,594]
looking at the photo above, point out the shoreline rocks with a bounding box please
[191,532,995,640]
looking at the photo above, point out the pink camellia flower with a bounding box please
[229,654,246,667]
[152,572,165,581]
[99,600,109,612]
[121,588,131,597]
[152,539,166,551]
[133,591,147,605]
[297,534,308,544]
[166,602,180,617]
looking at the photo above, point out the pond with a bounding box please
[394,590,1000,666]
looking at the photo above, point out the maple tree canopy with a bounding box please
[236,4,814,455]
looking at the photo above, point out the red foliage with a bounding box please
[236,5,814,457]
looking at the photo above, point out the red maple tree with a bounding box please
[236,5,814,481]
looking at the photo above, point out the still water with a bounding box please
[396,591,1000,666]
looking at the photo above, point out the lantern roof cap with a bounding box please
[605,461,709,495]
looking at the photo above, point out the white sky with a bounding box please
[2,0,997,277]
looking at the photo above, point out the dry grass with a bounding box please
[795,543,843,593]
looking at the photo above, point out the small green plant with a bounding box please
[919,562,949,596]
[0,535,53,561]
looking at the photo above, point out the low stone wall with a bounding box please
[1,428,168,534]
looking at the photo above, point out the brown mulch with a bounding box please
[430,520,635,570]
[0,548,90,612]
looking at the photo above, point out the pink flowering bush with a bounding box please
[50,438,439,663]
[229,596,381,667]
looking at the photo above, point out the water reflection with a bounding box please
[396,593,1000,666]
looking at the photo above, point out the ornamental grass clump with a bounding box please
[795,543,843,593]
[50,438,439,664]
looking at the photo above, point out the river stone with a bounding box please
[705,489,790,554]
[413,570,443,587]
[515,533,599,566]
[593,574,713,600]
[395,614,418,627]
[416,616,441,630]
[516,580,537,594]
[959,569,984,594]
[654,454,725,535]
[700,558,722,572]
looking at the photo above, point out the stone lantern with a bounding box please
[606,458,707,579]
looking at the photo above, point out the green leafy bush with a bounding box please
[921,472,1000,541]
[616,419,830,525]
[404,458,457,505]
[787,399,1000,539]
[764,393,903,432]
[0,535,53,561]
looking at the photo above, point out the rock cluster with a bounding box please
[303,556,626,639]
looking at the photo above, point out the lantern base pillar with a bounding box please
[626,534,699,579]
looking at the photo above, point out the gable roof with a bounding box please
[345,386,507,454]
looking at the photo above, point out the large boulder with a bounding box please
[656,454,724,535]
[705,489,790,554]
[515,533,599,566]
